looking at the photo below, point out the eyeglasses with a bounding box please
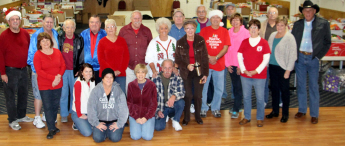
[250,26,258,29]
[106,26,116,29]
[268,12,277,15]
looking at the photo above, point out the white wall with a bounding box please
[318,0,345,12]
[0,0,20,6]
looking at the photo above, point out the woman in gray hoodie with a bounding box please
[87,68,129,143]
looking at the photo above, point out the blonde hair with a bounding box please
[105,19,117,27]
[276,17,288,26]
[134,64,148,74]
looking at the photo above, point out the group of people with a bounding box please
[0,0,331,142]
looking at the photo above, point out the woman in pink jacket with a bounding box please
[224,13,250,119]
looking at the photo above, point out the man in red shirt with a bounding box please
[118,10,153,93]
[199,10,231,118]
[0,11,33,130]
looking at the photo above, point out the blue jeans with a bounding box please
[241,76,265,120]
[129,116,155,140]
[264,68,270,103]
[201,69,224,111]
[71,111,92,137]
[31,72,41,100]
[115,76,126,96]
[61,70,74,117]
[40,88,61,131]
[222,68,228,99]
[155,99,185,131]
[295,52,320,117]
[229,66,243,112]
[92,123,125,143]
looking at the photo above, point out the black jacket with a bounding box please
[291,16,331,60]
[222,16,248,30]
[58,32,85,75]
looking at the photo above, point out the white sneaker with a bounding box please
[172,120,182,131]
[16,116,34,122]
[166,115,169,122]
[42,112,46,122]
[33,116,45,128]
[264,102,267,107]
[279,103,283,107]
[9,121,21,130]
[190,104,195,113]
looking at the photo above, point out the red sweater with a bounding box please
[34,48,66,90]
[0,28,30,75]
[127,79,157,120]
[97,36,130,77]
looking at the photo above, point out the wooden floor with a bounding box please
[1,107,345,146]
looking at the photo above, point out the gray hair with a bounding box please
[155,17,172,33]
[105,19,117,27]
[196,5,206,13]
[162,59,174,67]
[63,19,76,28]
[130,10,143,19]
[268,7,278,14]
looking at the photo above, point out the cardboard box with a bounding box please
[277,8,289,15]
[108,15,126,26]
[241,7,251,15]
[52,12,66,23]
[61,9,74,18]
[24,6,36,12]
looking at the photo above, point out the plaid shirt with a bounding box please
[152,72,185,118]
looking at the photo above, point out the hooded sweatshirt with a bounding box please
[87,81,129,128]
[225,25,250,67]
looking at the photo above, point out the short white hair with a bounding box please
[63,19,76,28]
[130,10,143,19]
[155,17,172,33]
[105,19,117,27]
[196,5,206,13]
[268,7,278,14]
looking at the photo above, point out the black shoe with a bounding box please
[47,131,55,139]
[182,120,188,126]
[280,115,288,123]
[196,119,203,125]
[266,112,279,119]
[54,128,60,133]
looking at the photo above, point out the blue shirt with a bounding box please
[300,18,315,52]
[269,37,283,66]
[169,24,186,41]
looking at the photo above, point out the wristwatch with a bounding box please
[216,55,219,60]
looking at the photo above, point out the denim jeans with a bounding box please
[114,76,126,96]
[155,99,185,131]
[222,68,228,99]
[241,76,265,120]
[3,67,28,123]
[295,52,320,117]
[31,72,41,100]
[71,111,92,137]
[61,70,74,117]
[92,123,125,143]
[129,116,155,140]
[40,88,62,131]
[264,67,270,103]
[201,69,225,111]
[229,66,243,113]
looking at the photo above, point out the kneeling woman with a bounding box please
[87,68,129,143]
[127,64,157,140]
[71,63,95,136]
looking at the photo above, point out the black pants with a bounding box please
[269,65,290,116]
[229,66,243,112]
[40,88,61,131]
[183,70,204,122]
[3,67,29,123]
[94,71,101,85]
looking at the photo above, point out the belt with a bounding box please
[299,51,312,55]
[5,66,26,70]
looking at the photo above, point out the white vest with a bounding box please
[72,77,95,114]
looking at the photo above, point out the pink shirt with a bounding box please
[225,25,250,67]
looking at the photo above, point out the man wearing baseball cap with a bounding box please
[169,8,186,41]
[0,10,33,130]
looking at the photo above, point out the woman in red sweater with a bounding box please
[127,64,157,140]
[97,19,129,94]
[71,63,95,137]
[33,32,66,139]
